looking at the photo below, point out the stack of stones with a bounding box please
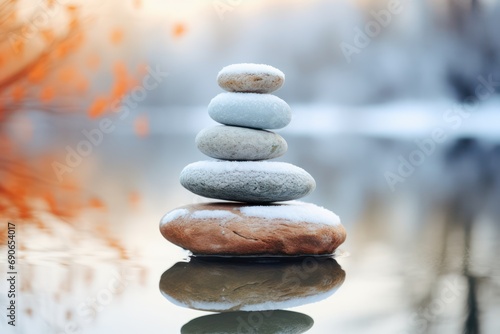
[160,63,346,257]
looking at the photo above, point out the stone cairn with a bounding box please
[160,63,346,257]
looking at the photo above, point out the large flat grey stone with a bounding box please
[179,161,315,203]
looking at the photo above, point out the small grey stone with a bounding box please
[195,125,287,161]
[208,92,291,130]
[217,63,285,93]
[179,161,316,203]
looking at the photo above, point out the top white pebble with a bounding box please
[217,63,285,93]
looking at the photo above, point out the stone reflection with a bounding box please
[159,257,345,312]
[181,310,313,334]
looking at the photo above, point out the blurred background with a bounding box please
[0,0,499,333]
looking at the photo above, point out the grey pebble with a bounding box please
[195,125,287,161]
[180,161,316,203]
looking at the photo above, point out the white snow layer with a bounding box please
[186,160,310,176]
[190,210,238,220]
[239,201,341,226]
[218,63,285,79]
[160,208,189,226]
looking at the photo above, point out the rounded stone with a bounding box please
[159,201,346,256]
[208,92,292,129]
[179,161,315,203]
[181,311,313,334]
[159,257,345,311]
[195,125,288,161]
[217,63,285,93]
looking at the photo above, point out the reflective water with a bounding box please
[1,111,500,334]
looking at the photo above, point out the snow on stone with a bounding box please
[160,208,189,226]
[191,210,238,220]
[239,201,341,226]
[218,63,284,79]
[185,160,311,175]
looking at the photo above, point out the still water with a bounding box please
[1,109,499,334]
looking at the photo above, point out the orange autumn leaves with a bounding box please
[0,0,147,251]
[88,61,139,118]
[0,2,86,108]
[0,0,146,122]
[0,0,191,250]
[0,143,83,235]
[0,142,143,252]
[87,97,108,119]
[172,22,187,39]
[0,1,91,232]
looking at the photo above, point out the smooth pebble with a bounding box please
[180,161,315,203]
[195,125,287,161]
[160,202,346,256]
[208,92,291,130]
[217,63,285,93]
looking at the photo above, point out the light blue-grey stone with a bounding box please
[208,92,292,129]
